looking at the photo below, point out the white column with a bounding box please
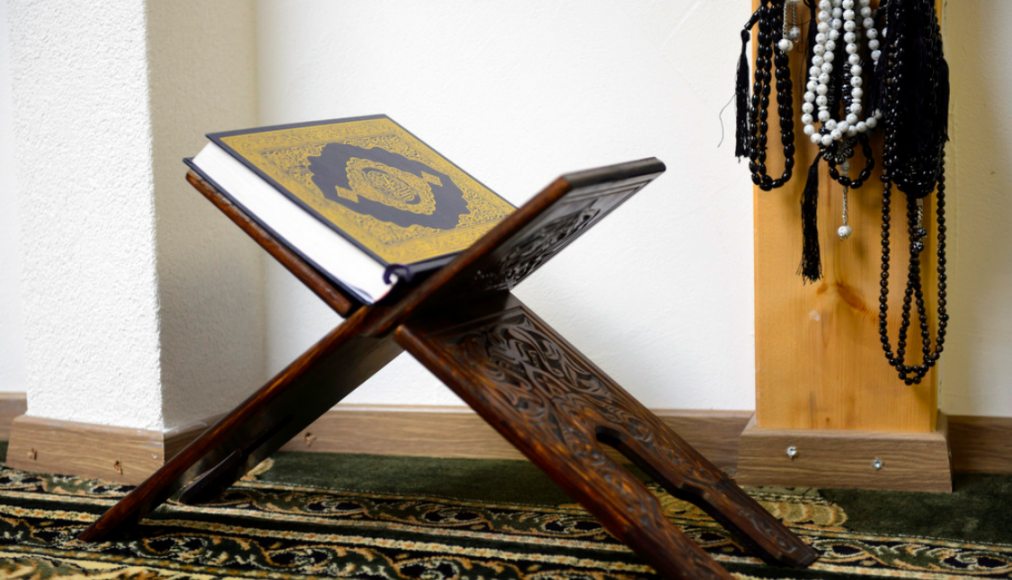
[146,1,265,429]
[8,0,264,431]
[0,0,26,394]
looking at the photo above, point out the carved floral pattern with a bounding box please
[425,305,738,578]
[470,183,643,292]
[417,302,814,575]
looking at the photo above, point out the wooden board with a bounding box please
[7,415,213,484]
[7,403,1011,486]
[753,0,942,432]
[737,414,952,492]
[947,415,1012,474]
[281,405,752,472]
[0,393,27,440]
[187,172,360,317]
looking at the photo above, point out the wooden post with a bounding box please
[737,0,952,492]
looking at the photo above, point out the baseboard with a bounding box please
[736,414,953,493]
[0,393,27,440]
[280,406,752,473]
[947,415,1012,473]
[6,414,214,484]
[3,395,1012,485]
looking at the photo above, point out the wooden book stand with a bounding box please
[80,159,816,578]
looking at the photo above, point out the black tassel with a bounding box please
[734,28,751,159]
[799,153,823,283]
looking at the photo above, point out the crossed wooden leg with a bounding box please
[397,294,817,579]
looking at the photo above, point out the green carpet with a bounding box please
[0,444,1009,578]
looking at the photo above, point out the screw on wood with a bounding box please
[785,445,798,460]
[113,460,124,475]
[303,432,316,447]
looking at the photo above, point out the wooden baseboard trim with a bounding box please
[6,414,213,484]
[3,397,1012,485]
[947,415,1012,473]
[0,393,27,440]
[283,409,1012,481]
[736,414,953,492]
[281,406,753,472]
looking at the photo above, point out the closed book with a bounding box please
[187,115,515,303]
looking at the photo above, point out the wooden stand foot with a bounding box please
[737,414,952,493]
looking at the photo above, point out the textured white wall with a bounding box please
[9,1,165,428]
[2,1,1008,429]
[942,1,1012,415]
[0,0,26,393]
[7,1,264,430]
[256,0,758,410]
[146,1,266,429]
[256,0,1012,417]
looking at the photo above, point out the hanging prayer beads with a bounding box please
[731,0,951,385]
[734,0,797,191]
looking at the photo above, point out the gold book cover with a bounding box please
[210,115,515,268]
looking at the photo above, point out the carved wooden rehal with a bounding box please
[80,160,817,579]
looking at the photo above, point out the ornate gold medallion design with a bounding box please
[307,141,466,230]
[340,157,438,216]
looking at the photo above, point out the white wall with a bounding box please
[942,1,1012,415]
[257,0,1012,417]
[6,1,265,430]
[146,1,266,429]
[257,0,758,410]
[8,1,166,428]
[2,1,1008,427]
[0,0,26,394]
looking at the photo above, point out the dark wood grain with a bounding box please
[83,161,662,541]
[81,159,817,578]
[397,295,817,578]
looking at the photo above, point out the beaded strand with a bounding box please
[801,0,881,146]
[876,0,949,385]
[739,0,797,191]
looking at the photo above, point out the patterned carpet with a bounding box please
[0,449,1009,578]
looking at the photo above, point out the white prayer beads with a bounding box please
[801,0,882,146]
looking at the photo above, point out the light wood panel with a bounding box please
[753,0,942,432]
[738,414,951,492]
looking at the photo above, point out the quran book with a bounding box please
[188,115,516,304]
